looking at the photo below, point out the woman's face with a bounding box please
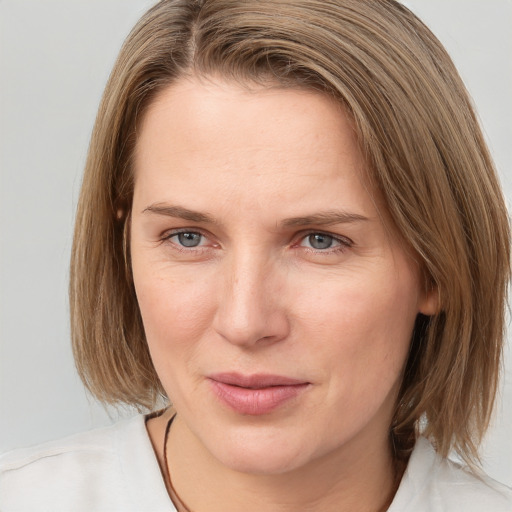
[131,77,436,474]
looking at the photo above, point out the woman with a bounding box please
[1,0,511,510]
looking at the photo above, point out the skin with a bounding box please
[132,76,437,512]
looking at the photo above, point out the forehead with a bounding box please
[132,76,386,224]
[137,77,350,151]
[136,77,361,172]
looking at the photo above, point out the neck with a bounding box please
[161,413,399,512]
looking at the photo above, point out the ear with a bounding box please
[418,284,440,316]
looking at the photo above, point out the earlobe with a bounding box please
[419,285,440,316]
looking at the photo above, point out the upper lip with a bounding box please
[208,372,308,388]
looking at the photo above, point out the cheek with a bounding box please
[295,268,419,394]
[295,266,418,343]
[132,260,217,367]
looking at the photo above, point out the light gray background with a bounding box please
[1,0,511,485]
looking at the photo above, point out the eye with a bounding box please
[166,231,206,248]
[297,232,352,252]
[300,233,337,250]
[304,233,336,250]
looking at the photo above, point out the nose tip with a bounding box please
[212,265,289,348]
[216,319,280,347]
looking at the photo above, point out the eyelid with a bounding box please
[162,227,200,239]
[295,230,354,251]
[161,227,217,249]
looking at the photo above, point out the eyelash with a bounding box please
[161,229,353,255]
[161,229,213,253]
[296,231,353,254]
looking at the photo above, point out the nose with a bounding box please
[212,251,290,348]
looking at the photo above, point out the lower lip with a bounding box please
[209,380,309,415]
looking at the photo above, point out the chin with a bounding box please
[221,446,308,475]
[203,424,318,476]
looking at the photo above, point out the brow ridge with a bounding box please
[142,203,369,227]
[142,204,216,224]
[281,211,369,227]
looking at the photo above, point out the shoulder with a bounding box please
[0,415,137,472]
[390,437,512,512]
[0,415,173,512]
[1,417,122,468]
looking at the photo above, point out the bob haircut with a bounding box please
[70,0,510,465]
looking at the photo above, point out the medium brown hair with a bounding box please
[70,0,510,465]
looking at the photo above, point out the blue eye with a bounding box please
[305,233,338,250]
[174,232,203,247]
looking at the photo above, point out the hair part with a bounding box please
[70,0,510,466]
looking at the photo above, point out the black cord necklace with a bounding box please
[163,413,192,512]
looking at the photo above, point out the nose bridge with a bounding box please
[213,245,287,346]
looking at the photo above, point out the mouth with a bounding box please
[207,372,310,415]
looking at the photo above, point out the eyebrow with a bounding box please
[280,211,369,227]
[142,204,217,224]
[142,203,369,227]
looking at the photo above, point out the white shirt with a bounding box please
[1,415,511,511]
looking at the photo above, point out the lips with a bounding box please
[208,372,310,415]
